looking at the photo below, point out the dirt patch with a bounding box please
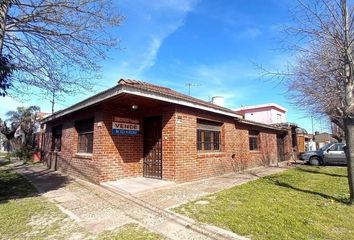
[27,212,89,239]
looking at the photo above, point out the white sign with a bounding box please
[112,117,140,135]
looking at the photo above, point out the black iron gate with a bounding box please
[143,116,162,179]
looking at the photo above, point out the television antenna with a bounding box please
[185,83,201,96]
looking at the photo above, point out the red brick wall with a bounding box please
[170,106,281,182]
[95,105,143,182]
[41,102,287,183]
[248,132,277,167]
[95,104,177,182]
[161,108,177,181]
[42,107,103,182]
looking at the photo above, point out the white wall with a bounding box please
[271,109,286,123]
[244,107,286,124]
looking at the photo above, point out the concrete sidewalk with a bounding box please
[101,177,176,195]
[134,166,288,210]
[16,164,252,240]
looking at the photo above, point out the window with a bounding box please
[329,143,345,151]
[52,125,62,152]
[75,118,94,153]
[337,144,345,151]
[197,120,222,151]
[276,113,282,123]
[328,144,337,151]
[249,130,259,151]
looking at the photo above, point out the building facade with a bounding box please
[40,80,294,183]
[234,103,287,124]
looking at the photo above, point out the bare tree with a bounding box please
[0,0,123,107]
[266,0,354,203]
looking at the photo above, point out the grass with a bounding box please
[0,169,89,239]
[0,169,37,201]
[0,152,8,157]
[0,152,9,164]
[174,166,354,240]
[0,167,163,239]
[0,159,10,167]
[98,223,163,240]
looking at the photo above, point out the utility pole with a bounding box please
[50,91,55,114]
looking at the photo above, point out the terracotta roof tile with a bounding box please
[118,79,236,115]
[42,79,240,123]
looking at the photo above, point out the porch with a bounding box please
[101,177,175,195]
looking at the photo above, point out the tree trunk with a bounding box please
[0,0,10,54]
[343,117,354,204]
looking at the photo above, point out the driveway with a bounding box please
[16,164,288,240]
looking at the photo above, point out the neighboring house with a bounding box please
[302,132,338,152]
[35,112,51,149]
[314,132,337,149]
[235,104,312,155]
[40,79,297,183]
[234,103,287,124]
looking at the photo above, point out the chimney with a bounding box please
[211,96,224,107]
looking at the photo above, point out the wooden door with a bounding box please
[297,135,305,152]
[143,116,162,179]
[277,135,285,162]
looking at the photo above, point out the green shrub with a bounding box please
[10,146,34,161]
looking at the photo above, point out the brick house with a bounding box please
[40,79,294,183]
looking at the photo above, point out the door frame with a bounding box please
[277,134,286,162]
[143,115,163,179]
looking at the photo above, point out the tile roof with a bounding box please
[42,78,241,123]
[118,79,236,115]
[235,118,286,131]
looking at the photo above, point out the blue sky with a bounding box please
[1,0,330,133]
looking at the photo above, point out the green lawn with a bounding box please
[98,223,163,240]
[0,152,8,157]
[0,169,90,239]
[0,166,163,239]
[0,152,9,163]
[174,166,354,240]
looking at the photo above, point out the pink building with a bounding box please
[234,103,287,124]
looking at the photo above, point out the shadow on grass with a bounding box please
[0,166,71,205]
[0,160,10,167]
[266,177,350,204]
[0,169,39,204]
[295,167,347,178]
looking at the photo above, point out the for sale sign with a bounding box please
[112,117,140,135]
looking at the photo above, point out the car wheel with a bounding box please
[309,156,322,166]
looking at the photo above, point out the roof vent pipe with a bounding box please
[211,96,224,107]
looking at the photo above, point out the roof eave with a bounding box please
[122,86,242,119]
[235,118,286,132]
[41,85,242,124]
[41,85,123,123]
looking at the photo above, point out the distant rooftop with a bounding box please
[234,103,287,113]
